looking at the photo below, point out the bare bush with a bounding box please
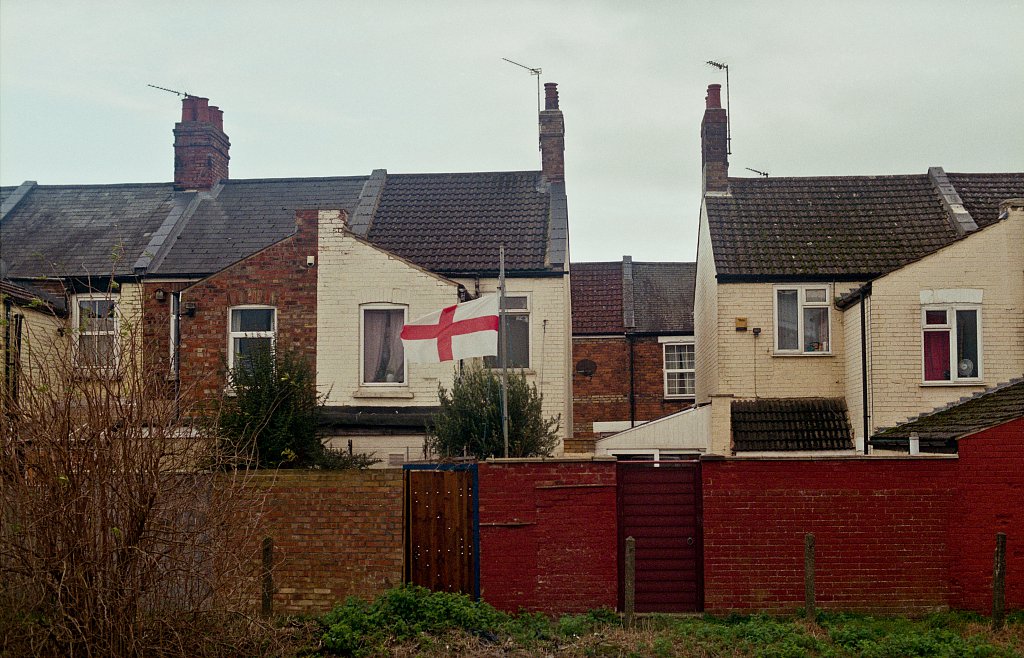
[1,283,273,657]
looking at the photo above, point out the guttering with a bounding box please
[717,272,878,284]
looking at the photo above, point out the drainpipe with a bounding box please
[859,285,872,454]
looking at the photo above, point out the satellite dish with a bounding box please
[958,358,974,377]
[575,359,597,377]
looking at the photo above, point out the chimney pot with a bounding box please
[544,82,559,110]
[706,84,722,109]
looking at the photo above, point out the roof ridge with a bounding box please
[222,175,370,184]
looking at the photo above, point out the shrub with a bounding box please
[428,363,559,459]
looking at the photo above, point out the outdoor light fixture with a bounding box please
[154,288,166,302]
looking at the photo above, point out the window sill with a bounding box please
[664,395,696,401]
[772,352,833,357]
[353,387,414,399]
[920,380,985,388]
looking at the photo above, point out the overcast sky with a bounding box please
[2,1,1022,262]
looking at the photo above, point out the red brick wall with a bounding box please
[254,471,404,613]
[701,458,958,614]
[477,460,618,613]
[951,418,1024,612]
[177,210,319,401]
[571,336,692,451]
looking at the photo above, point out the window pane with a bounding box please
[232,308,274,332]
[924,330,951,381]
[805,288,827,304]
[666,371,695,396]
[777,290,799,350]
[363,309,405,383]
[925,310,947,325]
[79,299,115,332]
[956,310,979,378]
[486,313,530,368]
[680,344,695,370]
[803,307,829,352]
[501,296,528,311]
[234,337,273,361]
[665,345,683,369]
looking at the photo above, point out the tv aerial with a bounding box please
[502,57,543,113]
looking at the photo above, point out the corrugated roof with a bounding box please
[571,262,624,334]
[706,172,1024,279]
[871,378,1024,452]
[732,398,854,452]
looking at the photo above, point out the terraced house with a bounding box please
[1,85,573,462]
[693,83,1024,456]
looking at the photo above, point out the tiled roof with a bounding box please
[732,398,854,452]
[0,279,67,315]
[1,170,564,279]
[1,183,177,277]
[571,262,624,334]
[154,176,367,275]
[706,172,1024,279]
[366,171,555,274]
[871,378,1024,453]
[632,262,696,334]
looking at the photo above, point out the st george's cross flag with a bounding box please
[399,294,500,363]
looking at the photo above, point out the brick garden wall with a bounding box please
[701,458,958,614]
[253,470,404,613]
[476,460,618,613]
[950,418,1024,613]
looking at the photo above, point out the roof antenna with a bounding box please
[147,84,192,98]
[705,60,731,155]
[502,58,543,114]
[745,167,769,178]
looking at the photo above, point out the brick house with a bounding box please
[693,83,1024,455]
[1,86,573,462]
[568,257,696,454]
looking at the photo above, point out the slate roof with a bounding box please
[871,378,1024,453]
[731,398,854,452]
[366,171,555,274]
[1,183,177,278]
[633,262,696,334]
[1,170,565,280]
[571,262,625,334]
[705,172,1024,280]
[570,260,696,335]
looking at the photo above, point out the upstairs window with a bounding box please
[362,306,406,385]
[74,294,119,370]
[485,295,530,369]
[775,286,830,354]
[228,307,276,371]
[923,307,981,382]
[663,342,695,398]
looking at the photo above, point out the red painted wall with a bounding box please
[701,458,958,614]
[951,417,1024,612]
[477,460,618,613]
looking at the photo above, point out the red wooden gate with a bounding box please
[617,461,703,612]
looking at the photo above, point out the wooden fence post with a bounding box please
[993,532,1006,630]
[804,533,816,621]
[624,536,636,628]
[261,536,274,618]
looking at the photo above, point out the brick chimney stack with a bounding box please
[539,82,565,184]
[701,83,728,194]
[173,96,230,191]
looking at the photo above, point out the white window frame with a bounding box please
[921,305,983,385]
[360,304,408,387]
[227,305,276,372]
[773,284,832,355]
[661,337,695,399]
[72,293,120,372]
[486,293,531,370]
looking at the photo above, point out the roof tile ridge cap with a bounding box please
[223,174,368,184]
[544,180,568,270]
[621,255,635,330]
[140,189,214,274]
[348,169,387,238]
[0,180,37,221]
[882,376,1024,430]
[929,166,979,235]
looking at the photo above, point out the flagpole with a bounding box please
[499,245,510,459]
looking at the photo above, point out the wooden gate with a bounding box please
[617,460,703,612]
[403,464,478,597]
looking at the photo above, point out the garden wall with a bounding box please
[476,460,618,613]
[701,458,958,614]
[251,470,404,613]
